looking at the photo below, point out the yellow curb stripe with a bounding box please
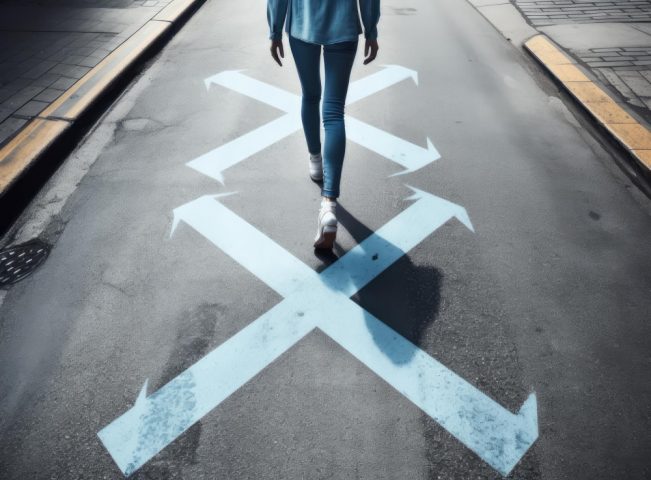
[39,20,170,120]
[583,101,637,124]
[631,150,651,169]
[605,123,651,150]
[525,34,651,175]
[564,81,613,103]
[546,63,590,82]
[0,119,70,195]
[525,35,559,53]
[154,0,197,22]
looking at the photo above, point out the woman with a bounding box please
[267,0,381,249]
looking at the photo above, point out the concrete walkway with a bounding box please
[0,0,173,146]
[513,0,651,122]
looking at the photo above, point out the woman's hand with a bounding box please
[270,39,284,66]
[363,39,378,65]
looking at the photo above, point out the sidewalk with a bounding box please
[0,0,203,234]
[512,0,651,123]
[0,0,174,147]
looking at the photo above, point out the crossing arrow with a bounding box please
[204,65,418,111]
[99,188,537,477]
[196,66,440,183]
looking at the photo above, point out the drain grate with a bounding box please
[0,240,51,286]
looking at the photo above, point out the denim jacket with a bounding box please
[267,0,380,45]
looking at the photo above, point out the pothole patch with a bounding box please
[0,239,51,286]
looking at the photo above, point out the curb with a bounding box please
[524,34,651,180]
[0,0,204,222]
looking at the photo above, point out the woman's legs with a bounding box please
[288,35,321,156]
[321,39,358,199]
[289,35,358,199]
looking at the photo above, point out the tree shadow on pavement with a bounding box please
[314,202,443,365]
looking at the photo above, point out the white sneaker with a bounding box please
[313,198,337,249]
[309,152,323,182]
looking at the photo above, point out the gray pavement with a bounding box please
[0,0,173,146]
[511,1,651,120]
[514,0,651,25]
[1,0,651,478]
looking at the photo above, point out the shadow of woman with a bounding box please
[313,202,443,365]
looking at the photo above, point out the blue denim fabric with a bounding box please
[268,0,380,45]
[289,35,358,199]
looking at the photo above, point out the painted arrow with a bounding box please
[346,64,419,105]
[99,189,537,477]
[319,304,538,477]
[204,65,418,111]
[186,113,301,184]
[204,70,299,112]
[196,66,438,183]
[346,117,440,176]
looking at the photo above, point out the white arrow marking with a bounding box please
[170,192,321,296]
[97,297,320,477]
[320,305,538,477]
[186,113,300,184]
[196,66,438,183]
[319,186,471,296]
[346,117,440,175]
[346,64,418,105]
[99,189,537,477]
[205,70,300,112]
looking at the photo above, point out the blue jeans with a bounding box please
[288,35,358,198]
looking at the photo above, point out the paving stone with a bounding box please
[50,77,78,90]
[76,46,101,56]
[33,88,65,103]
[617,70,651,97]
[587,60,635,66]
[77,55,103,68]
[515,0,651,24]
[47,64,91,79]
[14,100,48,118]
[0,85,45,110]
[0,107,12,123]
[22,60,59,80]
[0,0,179,146]
[62,55,88,66]
[0,116,28,146]
[30,72,60,88]
[0,89,15,104]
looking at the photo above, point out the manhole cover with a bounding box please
[0,240,50,286]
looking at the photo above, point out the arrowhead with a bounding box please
[387,137,441,178]
[186,158,226,185]
[203,69,247,91]
[135,379,149,407]
[517,393,539,442]
[426,137,440,159]
[379,64,418,85]
[170,192,238,237]
[403,185,474,232]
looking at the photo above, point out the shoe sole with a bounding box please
[310,173,323,182]
[314,227,336,249]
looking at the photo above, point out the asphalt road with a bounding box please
[1,0,650,478]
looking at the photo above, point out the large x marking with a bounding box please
[188,66,440,184]
[98,187,538,477]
